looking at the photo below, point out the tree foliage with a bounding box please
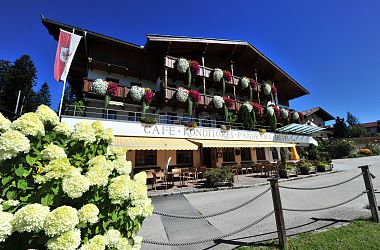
[35,82,52,107]
[237,105,255,130]
[347,112,359,127]
[333,116,347,138]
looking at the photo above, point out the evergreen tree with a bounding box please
[333,116,347,138]
[35,82,51,107]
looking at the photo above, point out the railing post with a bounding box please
[269,178,287,248]
[359,165,379,222]
[73,105,77,116]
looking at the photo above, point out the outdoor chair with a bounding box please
[230,165,239,182]
[241,163,253,175]
[182,168,196,185]
[154,170,165,188]
[171,168,183,186]
[145,171,156,190]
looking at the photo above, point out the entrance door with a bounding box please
[202,147,212,167]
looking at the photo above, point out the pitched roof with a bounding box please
[302,107,334,121]
[359,122,378,128]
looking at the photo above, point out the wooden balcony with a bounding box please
[165,56,262,92]
[83,78,129,100]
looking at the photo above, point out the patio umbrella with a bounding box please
[291,146,300,161]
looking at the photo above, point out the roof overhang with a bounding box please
[276,123,325,135]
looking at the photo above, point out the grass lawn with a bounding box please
[237,220,380,250]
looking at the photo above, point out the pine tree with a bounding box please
[333,116,347,138]
[35,82,51,107]
[346,112,359,127]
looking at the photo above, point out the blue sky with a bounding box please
[2,0,380,123]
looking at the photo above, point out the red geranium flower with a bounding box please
[272,85,277,96]
[223,70,232,82]
[107,82,118,96]
[189,60,200,75]
[223,96,234,109]
[250,79,257,89]
[252,102,263,114]
[299,112,304,121]
[188,89,201,103]
[274,106,281,119]
[143,89,155,105]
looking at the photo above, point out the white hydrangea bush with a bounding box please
[0,105,152,249]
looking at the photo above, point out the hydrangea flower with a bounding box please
[212,68,223,82]
[0,211,13,242]
[243,102,253,113]
[86,164,111,187]
[62,173,90,199]
[112,158,132,175]
[103,128,114,143]
[107,146,128,157]
[11,112,45,136]
[71,121,96,144]
[176,57,189,73]
[92,79,109,95]
[129,179,148,202]
[129,86,145,102]
[35,158,77,183]
[212,95,224,109]
[0,112,11,132]
[132,197,154,218]
[78,204,99,225]
[88,155,113,172]
[240,77,250,89]
[116,237,133,250]
[104,229,121,248]
[36,105,59,126]
[41,143,67,160]
[12,203,50,233]
[132,236,143,250]
[91,121,113,143]
[44,206,79,237]
[46,229,81,250]
[0,129,30,161]
[2,199,19,207]
[176,87,189,103]
[79,235,106,250]
[134,171,147,184]
[263,83,272,95]
[54,122,72,137]
[108,175,131,204]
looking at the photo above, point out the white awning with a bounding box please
[276,123,325,135]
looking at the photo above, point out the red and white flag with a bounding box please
[54,29,82,82]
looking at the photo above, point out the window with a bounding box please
[223,148,235,162]
[256,148,266,161]
[176,150,193,164]
[271,147,279,161]
[241,148,252,161]
[135,150,156,165]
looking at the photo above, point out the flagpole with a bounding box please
[58,80,67,119]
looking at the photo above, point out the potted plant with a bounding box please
[299,161,316,175]
[279,163,298,178]
[317,161,333,172]
[204,166,234,187]
[140,116,157,125]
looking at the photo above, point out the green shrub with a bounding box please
[204,166,234,187]
[325,140,355,159]
[140,116,157,124]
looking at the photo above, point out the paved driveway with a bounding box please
[139,156,380,249]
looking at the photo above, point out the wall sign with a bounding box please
[62,117,317,145]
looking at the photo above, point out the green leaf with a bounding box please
[1,176,12,185]
[17,179,28,190]
[111,213,118,222]
[15,166,26,177]
[41,194,54,206]
[20,194,31,202]
[6,191,16,200]
[26,155,36,166]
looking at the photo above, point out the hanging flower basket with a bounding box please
[263,83,272,96]
[142,88,155,113]
[272,85,277,97]
[273,106,281,119]
[281,108,289,119]
[92,79,108,95]
[243,102,253,113]
[104,82,119,108]
[189,60,200,75]
[223,70,232,82]
[223,97,234,109]
[176,87,189,103]
[266,106,277,131]
[240,77,250,89]
[250,79,257,89]
[252,102,262,114]
[188,90,201,103]
[299,112,305,121]
[212,68,223,82]
[176,57,189,74]
[292,111,300,120]
[212,96,224,109]
[130,86,145,102]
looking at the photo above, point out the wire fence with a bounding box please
[142,165,379,248]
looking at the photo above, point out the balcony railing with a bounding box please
[63,105,272,132]
[83,78,130,100]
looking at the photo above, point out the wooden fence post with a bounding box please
[359,165,380,222]
[270,178,287,248]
